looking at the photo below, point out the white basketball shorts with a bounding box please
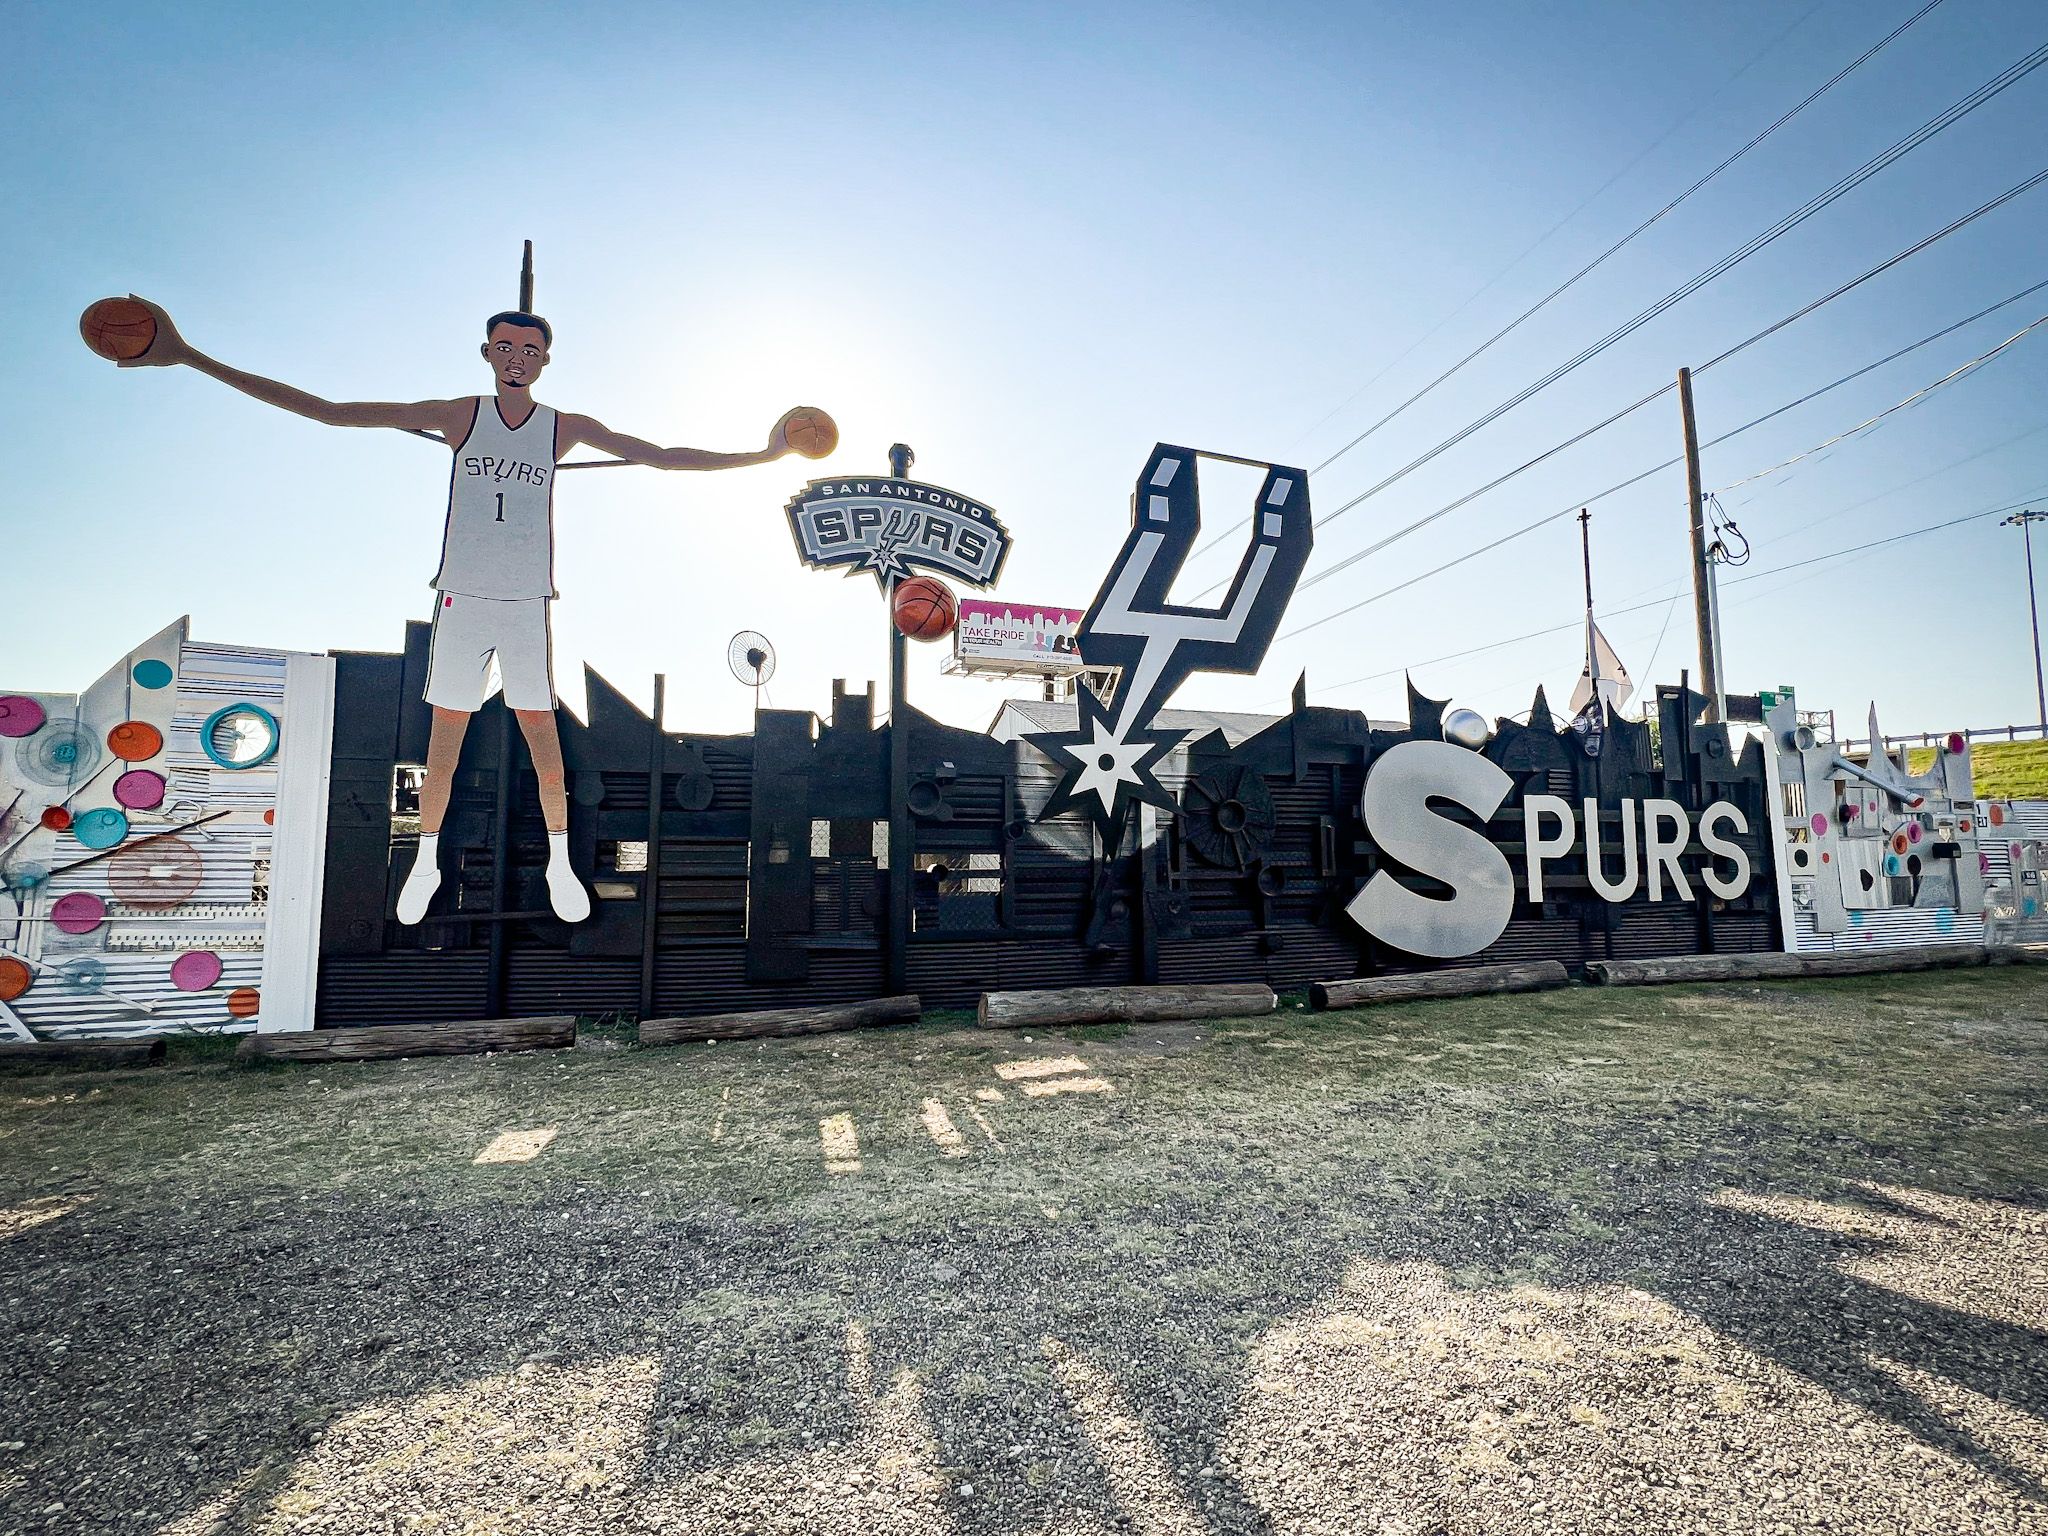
[424,593,556,712]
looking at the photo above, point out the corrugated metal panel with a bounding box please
[318,954,491,1025]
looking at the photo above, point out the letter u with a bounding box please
[1583,797,1640,901]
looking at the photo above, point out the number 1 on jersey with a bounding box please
[494,492,505,522]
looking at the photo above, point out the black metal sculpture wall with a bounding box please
[314,632,1777,1027]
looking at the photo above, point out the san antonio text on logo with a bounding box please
[785,478,1012,588]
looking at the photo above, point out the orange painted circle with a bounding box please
[226,987,261,1019]
[107,721,164,762]
[0,958,31,1002]
[1989,804,2007,827]
[262,808,275,826]
[40,806,72,832]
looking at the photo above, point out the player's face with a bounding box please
[482,325,550,389]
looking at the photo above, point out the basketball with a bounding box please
[892,575,958,641]
[782,406,839,460]
[80,297,158,361]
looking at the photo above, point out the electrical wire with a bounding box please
[1296,0,1950,481]
[1197,163,2048,610]
[1707,311,2048,494]
[1286,0,1836,451]
[1303,491,2047,699]
[1192,42,2048,602]
[1275,264,2048,642]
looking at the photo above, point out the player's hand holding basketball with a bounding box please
[771,406,838,461]
[81,295,187,368]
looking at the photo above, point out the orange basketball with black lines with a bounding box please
[781,406,838,460]
[892,575,957,641]
[79,297,158,361]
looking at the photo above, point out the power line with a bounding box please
[1285,0,1834,452]
[1298,0,1949,481]
[1744,421,2048,549]
[1256,42,2048,567]
[1275,261,2048,641]
[1302,491,2048,699]
[1707,312,2048,494]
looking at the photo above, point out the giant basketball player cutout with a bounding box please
[97,294,835,924]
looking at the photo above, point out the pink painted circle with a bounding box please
[113,769,166,810]
[1945,732,1966,754]
[1906,821,1923,845]
[170,949,223,992]
[0,696,46,738]
[50,891,107,935]
[1810,812,1829,836]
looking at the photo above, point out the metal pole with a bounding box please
[519,240,534,312]
[1578,507,1594,610]
[1678,368,1719,720]
[884,442,914,995]
[2005,510,2048,730]
[638,674,666,1021]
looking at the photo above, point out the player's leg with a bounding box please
[398,597,492,923]
[500,599,590,922]
[418,707,471,835]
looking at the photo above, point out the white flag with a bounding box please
[1567,619,1635,716]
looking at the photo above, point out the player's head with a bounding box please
[482,312,552,389]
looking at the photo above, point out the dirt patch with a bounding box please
[1,971,2043,1533]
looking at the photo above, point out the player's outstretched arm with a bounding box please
[558,412,794,471]
[116,297,470,440]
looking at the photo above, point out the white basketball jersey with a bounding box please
[432,399,560,599]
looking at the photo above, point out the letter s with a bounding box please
[1347,741,1515,959]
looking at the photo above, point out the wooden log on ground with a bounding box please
[0,1038,166,1071]
[235,1016,576,1063]
[1311,959,1569,1011]
[977,982,1276,1030]
[1584,944,1989,987]
[639,995,921,1047]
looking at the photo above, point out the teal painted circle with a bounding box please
[1,861,49,895]
[201,702,280,769]
[132,659,174,690]
[73,807,129,849]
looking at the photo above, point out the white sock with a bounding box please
[545,829,590,922]
[396,832,443,924]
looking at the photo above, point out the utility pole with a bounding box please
[884,442,915,994]
[2004,509,2048,730]
[1677,367,1719,721]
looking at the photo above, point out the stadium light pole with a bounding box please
[2004,509,2048,732]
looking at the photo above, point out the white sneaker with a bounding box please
[546,831,591,922]
[396,834,442,924]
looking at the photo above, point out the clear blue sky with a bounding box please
[6,0,2045,739]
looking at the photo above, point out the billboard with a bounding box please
[950,599,1088,675]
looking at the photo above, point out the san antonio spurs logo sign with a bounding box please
[786,477,1012,589]
[1026,444,1312,836]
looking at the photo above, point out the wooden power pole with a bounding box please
[1677,367,1719,720]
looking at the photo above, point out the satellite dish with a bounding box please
[727,631,776,711]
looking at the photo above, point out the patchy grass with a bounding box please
[1,970,2043,1534]
[1904,738,2048,798]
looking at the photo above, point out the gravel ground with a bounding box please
[0,969,2043,1535]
